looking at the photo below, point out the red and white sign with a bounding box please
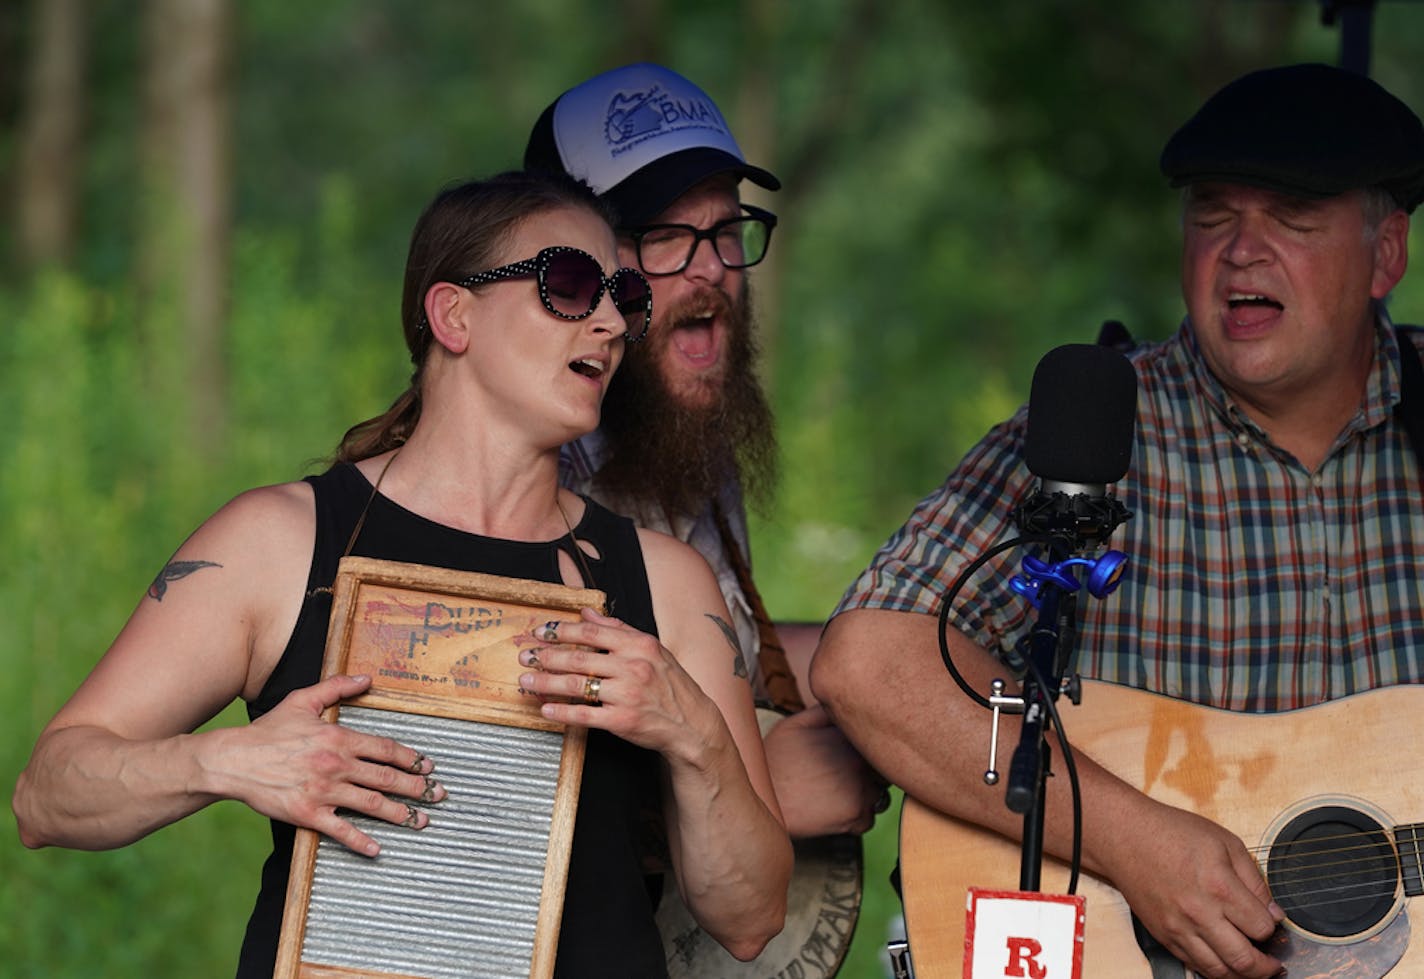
[963,888,1085,979]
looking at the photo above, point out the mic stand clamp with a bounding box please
[982,678,1023,787]
[983,670,1084,788]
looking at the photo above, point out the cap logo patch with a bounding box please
[604,83,728,159]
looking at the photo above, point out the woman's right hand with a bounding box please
[226,673,447,856]
[13,482,447,857]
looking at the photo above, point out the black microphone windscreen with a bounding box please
[1024,344,1137,485]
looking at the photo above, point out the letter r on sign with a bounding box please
[964,887,1084,979]
[1004,936,1047,978]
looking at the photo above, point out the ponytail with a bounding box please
[335,382,422,463]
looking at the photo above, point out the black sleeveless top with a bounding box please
[235,462,667,978]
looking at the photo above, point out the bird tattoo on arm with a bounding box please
[147,560,222,601]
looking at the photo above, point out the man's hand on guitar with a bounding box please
[1104,800,1285,979]
[764,705,887,837]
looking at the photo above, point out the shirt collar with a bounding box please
[560,429,609,483]
[1368,303,1404,430]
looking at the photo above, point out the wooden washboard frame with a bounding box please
[273,556,603,979]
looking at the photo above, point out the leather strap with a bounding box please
[710,501,805,713]
[1393,326,1424,472]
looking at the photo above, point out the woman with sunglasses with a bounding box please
[13,171,792,978]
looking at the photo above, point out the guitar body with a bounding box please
[900,681,1424,978]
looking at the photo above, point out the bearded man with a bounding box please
[525,63,884,842]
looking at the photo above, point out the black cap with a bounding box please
[1160,63,1424,212]
[523,63,780,227]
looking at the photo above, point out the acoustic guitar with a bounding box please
[899,681,1424,978]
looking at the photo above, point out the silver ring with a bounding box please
[401,803,420,829]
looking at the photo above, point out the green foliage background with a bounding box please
[5,2,1424,976]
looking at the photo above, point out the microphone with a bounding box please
[1012,344,1137,549]
[1003,343,1136,821]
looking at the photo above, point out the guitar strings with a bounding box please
[1251,827,1405,912]
[1076,828,1413,920]
[1223,829,1402,914]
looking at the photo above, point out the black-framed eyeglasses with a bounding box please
[625,204,778,277]
[457,246,652,342]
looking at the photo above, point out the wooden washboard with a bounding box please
[273,556,601,979]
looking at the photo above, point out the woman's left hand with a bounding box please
[517,607,714,758]
[521,558,791,961]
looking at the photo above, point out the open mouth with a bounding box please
[671,310,719,364]
[1228,292,1284,313]
[1226,291,1284,330]
[569,357,605,379]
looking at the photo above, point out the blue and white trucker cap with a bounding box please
[524,62,780,226]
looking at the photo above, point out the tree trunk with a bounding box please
[139,0,234,458]
[735,0,783,382]
[15,0,87,270]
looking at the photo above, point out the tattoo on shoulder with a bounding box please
[148,559,223,601]
[705,613,749,679]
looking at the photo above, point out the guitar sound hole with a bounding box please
[1265,805,1398,939]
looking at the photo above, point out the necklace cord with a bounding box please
[344,448,402,560]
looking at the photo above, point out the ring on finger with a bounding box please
[582,675,602,706]
[401,803,420,829]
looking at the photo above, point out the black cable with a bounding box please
[935,534,1042,708]
[934,530,1085,895]
[1019,647,1084,895]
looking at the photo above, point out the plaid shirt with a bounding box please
[836,313,1424,711]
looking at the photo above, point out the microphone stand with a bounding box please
[1003,485,1129,891]
[1003,533,1080,890]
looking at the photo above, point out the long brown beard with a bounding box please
[594,285,777,521]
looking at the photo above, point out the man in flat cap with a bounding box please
[813,63,1424,978]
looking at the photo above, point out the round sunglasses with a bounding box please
[457,246,652,342]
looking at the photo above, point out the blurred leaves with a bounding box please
[6,2,1424,975]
